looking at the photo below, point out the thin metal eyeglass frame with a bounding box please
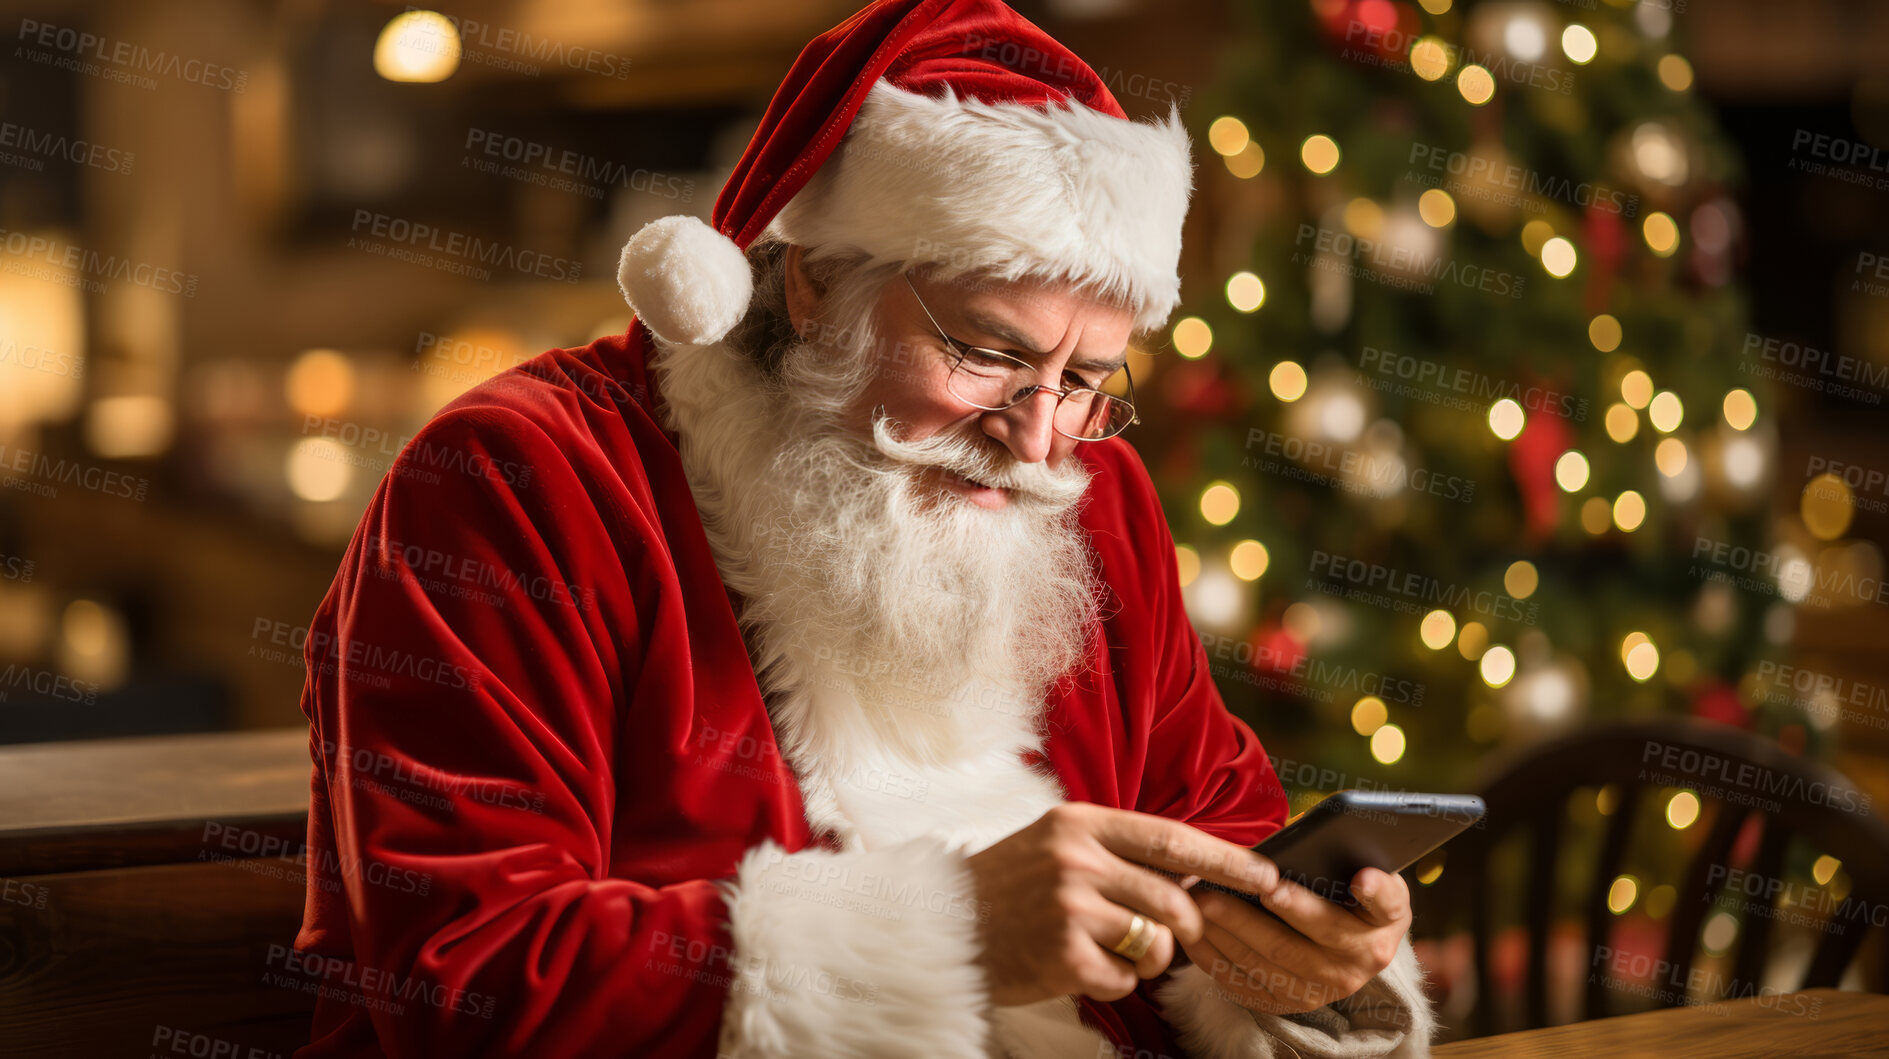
[901,273,1140,441]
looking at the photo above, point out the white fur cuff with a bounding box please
[1154,936,1436,1059]
[716,835,991,1058]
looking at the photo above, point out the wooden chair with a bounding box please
[1411,716,1889,1037]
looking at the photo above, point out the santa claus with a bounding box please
[290,1,1436,1056]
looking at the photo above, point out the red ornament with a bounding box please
[1689,678,1748,729]
[1248,622,1306,675]
[1582,203,1628,313]
[1506,398,1574,542]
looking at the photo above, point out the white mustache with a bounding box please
[868,413,1091,505]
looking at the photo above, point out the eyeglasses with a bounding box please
[903,274,1139,442]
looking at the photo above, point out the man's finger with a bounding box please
[1089,807,1279,896]
[1093,858,1206,946]
[1195,886,1346,989]
[1348,868,1411,929]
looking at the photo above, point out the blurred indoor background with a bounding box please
[1,0,1887,1046]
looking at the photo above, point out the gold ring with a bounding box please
[1110,914,1154,961]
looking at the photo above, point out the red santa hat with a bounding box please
[615,0,1194,350]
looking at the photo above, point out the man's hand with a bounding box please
[964,802,1282,1007]
[1177,867,1412,1016]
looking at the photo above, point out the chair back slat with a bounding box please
[1660,803,1746,1001]
[1729,822,1789,996]
[1581,785,1643,1020]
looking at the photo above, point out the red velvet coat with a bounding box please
[291,329,1289,1057]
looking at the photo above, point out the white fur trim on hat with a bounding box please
[766,79,1194,333]
[616,214,752,347]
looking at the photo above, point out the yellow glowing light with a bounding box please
[1488,398,1526,440]
[1648,390,1684,432]
[1643,211,1680,257]
[1666,790,1701,829]
[1655,437,1689,476]
[1301,134,1341,175]
[1226,272,1267,312]
[1370,723,1407,765]
[1419,609,1457,650]
[1597,785,1620,816]
[1230,539,1271,581]
[1457,65,1496,105]
[1418,189,1457,228]
[1418,0,1451,13]
[1613,490,1647,532]
[1283,602,1321,642]
[286,348,357,418]
[1344,198,1386,239]
[1352,696,1389,736]
[1626,640,1661,681]
[1208,116,1251,157]
[1225,141,1266,179]
[1270,360,1309,402]
[1657,54,1695,92]
[1173,317,1213,358]
[1621,631,1650,661]
[1702,912,1739,955]
[1410,37,1452,81]
[1802,474,1855,541]
[1555,450,1591,492]
[1580,496,1612,534]
[1200,482,1241,526]
[1540,237,1578,277]
[1505,561,1540,599]
[1417,861,1446,885]
[286,437,352,502]
[1813,856,1842,886]
[1722,389,1757,430]
[1562,24,1598,64]
[374,10,462,83]
[1457,621,1489,660]
[1589,314,1623,352]
[1479,645,1516,688]
[1605,403,1640,443]
[1608,875,1640,915]
[1176,545,1201,587]
[86,395,174,459]
[1621,370,1654,409]
[1520,219,1557,256]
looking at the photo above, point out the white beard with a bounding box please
[651,324,1102,774]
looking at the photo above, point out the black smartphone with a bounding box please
[1197,790,1486,908]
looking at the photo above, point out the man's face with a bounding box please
[832,265,1136,511]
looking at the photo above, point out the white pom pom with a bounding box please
[616,215,752,347]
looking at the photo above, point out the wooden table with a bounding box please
[1433,988,1889,1057]
[0,728,316,1057]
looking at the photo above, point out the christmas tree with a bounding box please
[1158,0,1785,806]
